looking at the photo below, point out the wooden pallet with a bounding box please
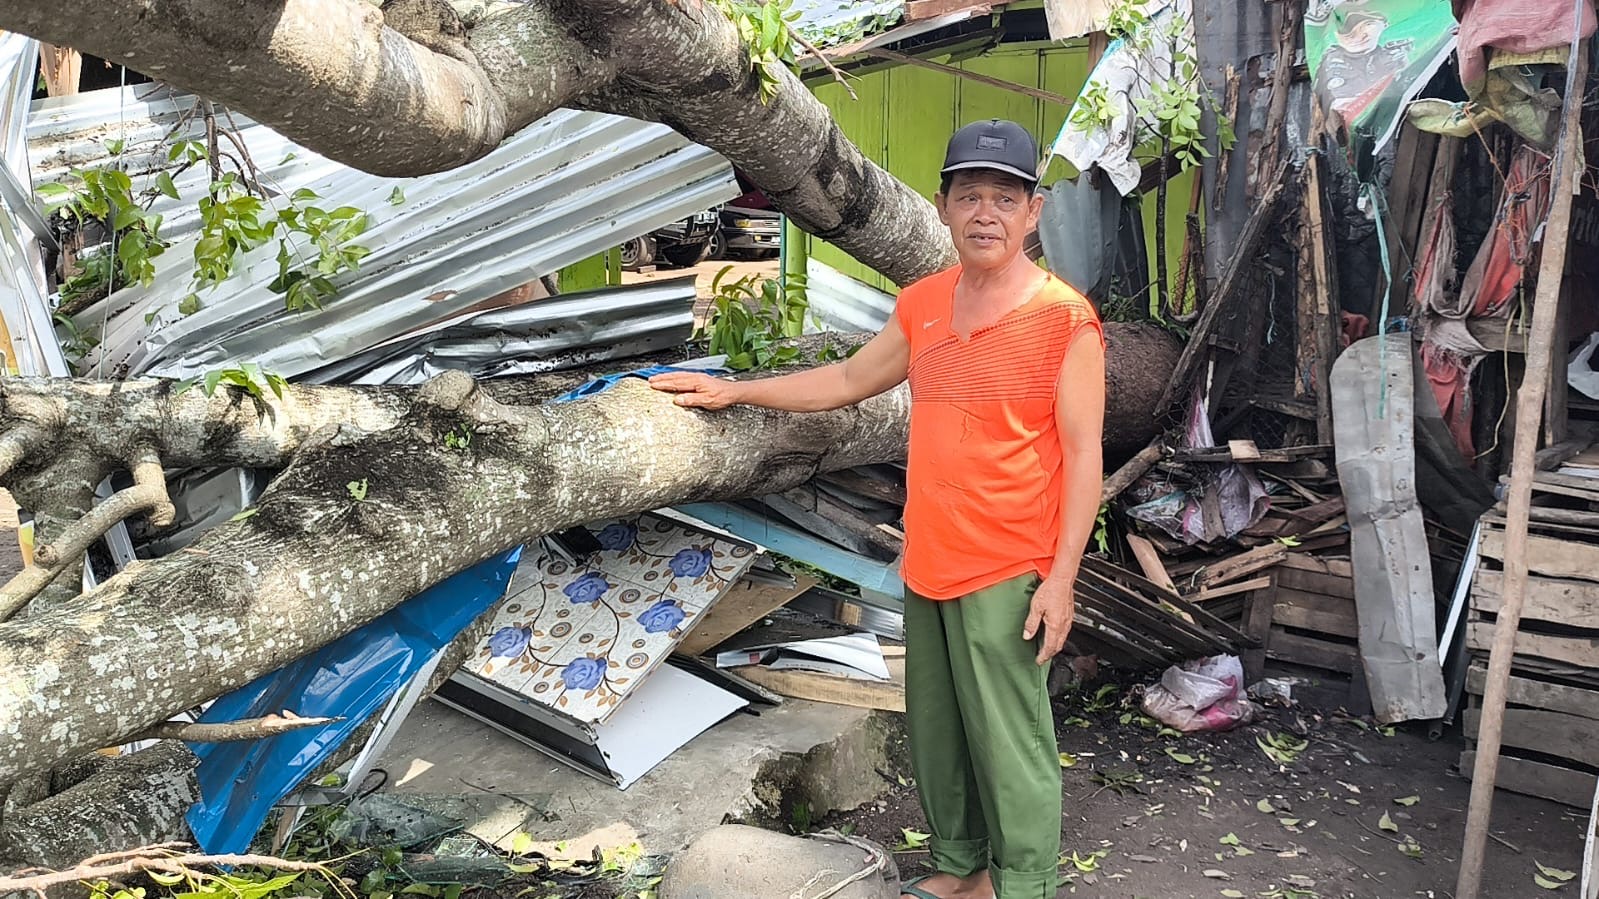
[1242,552,1369,711]
[1461,662,1599,807]
[1465,513,1599,805]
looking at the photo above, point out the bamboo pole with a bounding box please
[1455,38,1589,899]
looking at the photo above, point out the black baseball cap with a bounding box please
[941,119,1040,184]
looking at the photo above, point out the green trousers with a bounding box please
[905,573,1061,899]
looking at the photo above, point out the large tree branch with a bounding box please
[0,0,956,285]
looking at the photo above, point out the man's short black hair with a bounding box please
[939,169,1039,197]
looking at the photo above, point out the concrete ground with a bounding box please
[621,257,779,303]
[373,694,900,861]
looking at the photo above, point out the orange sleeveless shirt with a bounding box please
[894,266,1103,600]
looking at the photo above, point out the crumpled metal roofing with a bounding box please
[307,276,698,386]
[0,33,67,378]
[791,0,906,48]
[26,83,736,381]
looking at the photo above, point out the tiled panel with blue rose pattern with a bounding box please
[467,513,756,724]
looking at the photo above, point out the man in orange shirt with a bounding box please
[651,119,1106,899]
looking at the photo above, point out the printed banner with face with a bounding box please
[1305,0,1459,165]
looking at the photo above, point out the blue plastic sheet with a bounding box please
[550,364,726,403]
[185,547,522,854]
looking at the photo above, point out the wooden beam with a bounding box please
[1459,39,1589,899]
[1297,153,1340,443]
[1101,437,1165,504]
[905,0,993,21]
[862,48,1076,107]
[1125,533,1177,593]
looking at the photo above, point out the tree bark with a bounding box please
[0,324,1176,794]
[0,0,956,286]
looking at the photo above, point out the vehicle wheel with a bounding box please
[662,241,712,268]
[706,230,727,261]
[620,235,655,271]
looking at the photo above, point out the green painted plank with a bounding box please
[955,50,1040,140]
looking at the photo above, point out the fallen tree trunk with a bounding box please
[0,0,958,287]
[0,324,1177,798]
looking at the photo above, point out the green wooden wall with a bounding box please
[795,43,1194,298]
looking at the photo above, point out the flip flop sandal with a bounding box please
[899,875,944,899]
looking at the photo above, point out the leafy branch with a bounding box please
[1069,0,1235,320]
[696,266,813,370]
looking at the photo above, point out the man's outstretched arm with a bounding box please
[649,321,911,412]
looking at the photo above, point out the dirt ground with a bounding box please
[829,670,1588,899]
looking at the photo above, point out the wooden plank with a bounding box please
[1471,570,1599,630]
[1187,576,1270,603]
[1464,704,1599,769]
[1275,566,1356,600]
[1459,750,1597,809]
[817,470,906,507]
[1241,582,1279,683]
[1274,585,1356,618]
[1126,533,1178,593]
[1273,603,1359,639]
[1480,530,1599,583]
[1278,552,1354,578]
[1298,151,1340,443]
[1199,543,1288,588]
[1266,627,1358,673]
[678,574,816,657]
[905,0,992,20]
[732,657,906,713]
[1465,662,1599,720]
[1467,620,1599,669]
[1228,439,1263,461]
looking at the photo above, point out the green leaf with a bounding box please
[1394,795,1420,807]
[1255,798,1275,814]
[230,507,259,522]
[1059,752,1078,768]
[266,373,288,400]
[1536,862,1577,883]
[178,294,203,316]
[1378,811,1398,833]
[1218,833,1240,846]
[896,828,931,850]
[1165,748,1196,764]
[1535,874,1570,890]
[34,181,72,200]
[203,368,225,396]
[148,872,187,887]
[511,831,534,855]
[112,203,143,231]
[387,186,406,205]
[1221,891,1246,898]
[156,171,180,200]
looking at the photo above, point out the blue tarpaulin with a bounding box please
[185,547,522,854]
[550,364,725,403]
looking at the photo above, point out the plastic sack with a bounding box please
[1140,654,1258,733]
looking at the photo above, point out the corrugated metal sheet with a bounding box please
[26,83,737,380]
[0,32,68,378]
[806,257,893,332]
[792,0,906,48]
[307,277,698,385]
